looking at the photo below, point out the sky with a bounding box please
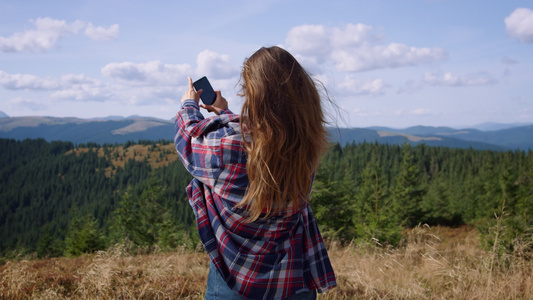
[0,0,532,128]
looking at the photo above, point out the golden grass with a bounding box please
[68,143,179,176]
[325,225,532,299]
[1,226,532,299]
[0,245,209,299]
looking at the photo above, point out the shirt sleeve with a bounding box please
[174,99,236,188]
[174,99,218,187]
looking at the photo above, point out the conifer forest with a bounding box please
[1,137,532,258]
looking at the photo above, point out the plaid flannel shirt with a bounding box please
[174,99,336,300]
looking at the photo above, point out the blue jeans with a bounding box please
[205,261,317,300]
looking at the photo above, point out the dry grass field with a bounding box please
[1,225,532,299]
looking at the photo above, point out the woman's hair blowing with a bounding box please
[238,46,329,221]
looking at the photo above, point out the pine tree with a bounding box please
[310,173,357,243]
[392,143,427,227]
[110,177,182,251]
[353,152,401,246]
[64,215,106,257]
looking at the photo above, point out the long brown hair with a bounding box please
[238,46,329,221]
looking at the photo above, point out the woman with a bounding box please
[175,46,336,300]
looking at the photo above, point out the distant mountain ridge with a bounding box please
[0,115,174,145]
[366,124,533,150]
[0,115,531,150]
[470,122,533,131]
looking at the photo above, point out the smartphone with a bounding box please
[193,76,216,105]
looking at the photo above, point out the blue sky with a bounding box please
[0,0,532,128]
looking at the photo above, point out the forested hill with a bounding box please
[1,138,531,258]
[1,116,532,150]
[0,138,195,257]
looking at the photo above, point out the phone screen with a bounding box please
[193,76,216,105]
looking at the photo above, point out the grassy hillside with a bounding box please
[68,142,179,177]
[1,226,531,299]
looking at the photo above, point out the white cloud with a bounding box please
[0,17,118,53]
[102,50,239,86]
[0,70,60,90]
[332,23,377,48]
[394,109,404,116]
[57,73,180,104]
[99,50,241,104]
[338,75,389,96]
[332,43,447,72]
[9,97,50,111]
[0,70,112,102]
[505,8,533,43]
[196,50,240,79]
[290,53,324,75]
[101,61,192,85]
[52,76,110,102]
[60,74,99,85]
[1,49,240,108]
[412,108,432,115]
[286,23,447,72]
[113,85,179,105]
[84,23,120,42]
[285,25,332,60]
[0,70,111,94]
[424,71,498,86]
[0,18,84,53]
[50,87,109,102]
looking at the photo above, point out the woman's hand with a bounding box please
[181,77,202,103]
[200,90,228,115]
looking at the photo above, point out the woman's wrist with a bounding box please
[181,99,200,109]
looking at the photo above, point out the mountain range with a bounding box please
[0,111,531,151]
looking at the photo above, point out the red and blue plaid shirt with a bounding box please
[175,100,336,299]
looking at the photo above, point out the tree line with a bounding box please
[312,142,532,253]
[0,138,531,259]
